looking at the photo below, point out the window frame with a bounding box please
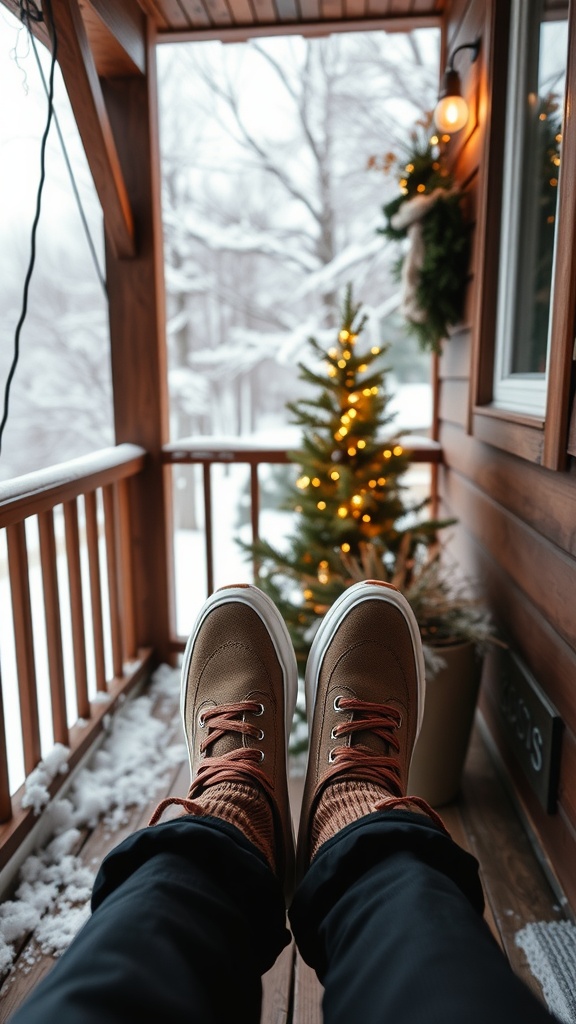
[470,0,576,470]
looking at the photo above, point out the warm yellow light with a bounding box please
[550,178,558,187]
[343,350,351,360]
[378,477,386,486]
[556,133,562,142]
[340,426,348,437]
[297,476,310,488]
[358,364,368,373]
[393,445,403,456]
[312,477,321,486]
[351,494,363,506]
[304,588,313,600]
[362,514,371,522]
[330,470,340,481]
[383,449,392,459]
[371,346,380,355]
[341,542,351,553]
[328,347,338,358]
[328,366,337,377]
[371,387,379,395]
[369,479,377,488]
[362,388,372,396]
[348,408,357,419]
[341,414,350,425]
[319,560,329,568]
[552,155,560,167]
[401,187,409,195]
[399,178,408,187]
[539,112,547,121]
[338,506,348,518]
[338,359,346,369]
[339,330,350,342]
[349,393,359,403]
[348,333,358,344]
[417,183,426,193]
[357,439,366,449]
[430,135,439,146]
[434,94,469,133]
[347,447,357,456]
[317,501,326,510]
[406,163,414,173]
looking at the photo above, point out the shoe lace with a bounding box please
[325,697,405,797]
[149,700,274,826]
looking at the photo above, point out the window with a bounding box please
[493,0,569,417]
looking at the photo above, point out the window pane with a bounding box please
[511,9,568,375]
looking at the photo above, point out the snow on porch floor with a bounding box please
[0,666,570,1023]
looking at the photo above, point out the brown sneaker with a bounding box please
[150,585,298,897]
[297,580,435,876]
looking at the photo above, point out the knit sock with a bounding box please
[150,782,277,873]
[310,780,446,861]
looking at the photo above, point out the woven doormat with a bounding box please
[516,921,576,1023]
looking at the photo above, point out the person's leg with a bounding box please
[10,584,298,1024]
[291,580,554,1024]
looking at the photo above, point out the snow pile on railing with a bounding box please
[0,665,181,978]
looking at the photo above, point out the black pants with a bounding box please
[9,811,554,1024]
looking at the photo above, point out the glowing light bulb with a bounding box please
[349,393,359,403]
[362,514,371,522]
[341,542,351,553]
[312,477,321,486]
[297,476,310,488]
[341,414,350,425]
[343,350,351,360]
[357,439,366,449]
[358,364,368,373]
[369,479,377,488]
[328,347,338,358]
[378,477,386,486]
[383,450,392,459]
[351,495,363,506]
[348,409,357,419]
[347,447,357,456]
[393,445,403,456]
[330,470,340,481]
[339,330,350,342]
[304,588,313,600]
[338,359,347,369]
[340,426,348,437]
[371,347,381,355]
[328,366,337,377]
[371,387,379,395]
[317,501,326,510]
[362,388,372,396]
[338,506,348,518]
[417,184,426,193]
[430,135,439,145]
[406,163,414,172]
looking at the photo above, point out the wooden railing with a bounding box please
[0,444,150,868]
[162,435,443,650]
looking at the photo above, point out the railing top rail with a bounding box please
[0,444,147,528]
[163,434,442,465]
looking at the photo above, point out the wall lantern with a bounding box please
[434,38,481,134]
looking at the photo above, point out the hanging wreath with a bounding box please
[374,120,471,355]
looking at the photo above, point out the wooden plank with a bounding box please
[81,0,146,75]
[321,0,342,16]
[155,0,192,25]
[261,940,295,1024]
[299,0,321,18]
[440,421,576,557]
[439,378,469,427]
[63,500,90,721]
[251,0,277,21]
[102,45,175,665]
[116,479,137,662]
[458,727,561,1003]
[226,0,255,23]
[102,485,124,680]
[440,468,576,654]
[51,0,135,259]
[84,491,107,693]
[6,524,41,775]
[471,411,544,464]
[37,510,69,746]
[202,0,233,22]
[343,0,364,15]
[177,0,212,26]
[274,0,298,18]
[134,0,170,27]
[293,953,323,1024]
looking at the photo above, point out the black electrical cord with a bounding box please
[29,30,107,298]
[0,0,58,458]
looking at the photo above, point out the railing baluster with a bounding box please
[37,509,69,746]
[250,462,260,581]
[117,478,137,661]
[203,463,214,595]
[84,490,107,692]
[0,663,12,822]
[63,499,90,720]
[6,522,41,774]
[103,484,124,679]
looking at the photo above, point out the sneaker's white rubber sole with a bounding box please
[304,580,426,740]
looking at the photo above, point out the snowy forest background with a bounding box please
[0,11,439,482]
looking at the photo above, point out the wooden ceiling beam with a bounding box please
[82,0,147,76]
[51,0,135,259]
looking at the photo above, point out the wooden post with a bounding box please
[102,23,175,664]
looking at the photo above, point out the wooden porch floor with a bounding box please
[0,683,567,1022]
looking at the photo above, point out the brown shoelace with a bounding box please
[149,700,273,825]
[322,695,447,832]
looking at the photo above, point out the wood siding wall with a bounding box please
[439,0,576,910]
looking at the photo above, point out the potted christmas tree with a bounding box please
[247,286,493,803]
